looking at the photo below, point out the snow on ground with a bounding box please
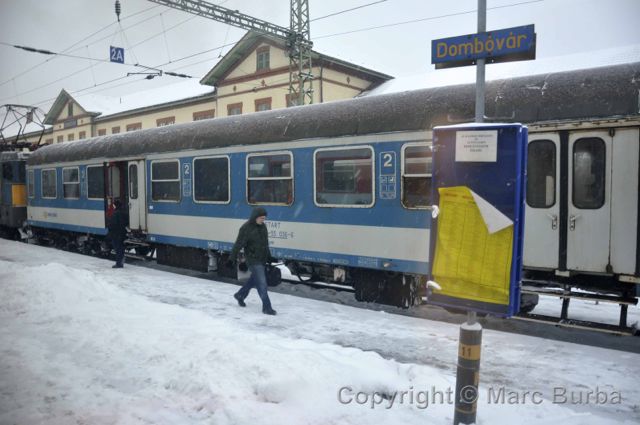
[1,240,638,425]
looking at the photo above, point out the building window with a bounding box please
[193,109,215,121]
[255,97,272,112]
[67,102,73,117]
[193,156,230,203]
[68,134,74,141]
[27,170,35,198]
[256,46,270,71]
[527,140,556,208]
[98,129,107,136]
[573,137,606,209]
[156,116,175,127]
[247,152,293,205]
[151,160,180,202]
[41,169,57,199]
[112,126,120,134]
[314,147,374,207]
[56,135,63,143]
[227,103,242,116]
[79,131,86,140]
[286,93,301,107]
[126,122,142,132]
[401,144,432,209]
[63,167,80,199]
[87,165,105,199]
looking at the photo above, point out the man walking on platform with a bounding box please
[227,207,278,315]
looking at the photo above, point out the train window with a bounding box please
[527,140,556,208]
[194,156,230,203]
[573,137,606,209]
[63,167,80,199]
[2,163,12,180]
[87,165,105,200]
[314,147,374,207]
[401,144,431,209]
[41,169,57,199]
[246,152,293,205]
[151,160,180,202]
[129,164,138,200]
[27,170,34,198]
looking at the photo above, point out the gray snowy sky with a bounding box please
[0,0,639,116]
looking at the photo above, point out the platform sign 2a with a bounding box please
[110,46,125,64]
[428,124,527,317]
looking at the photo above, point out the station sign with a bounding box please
[428,124,527,317]
[431,24,535,69]
[110,46,125,64]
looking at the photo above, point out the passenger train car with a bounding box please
[0,151,29,239]
[21,62,640,311]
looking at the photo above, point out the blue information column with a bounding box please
[428,123,527,425]
[429,123,527,317]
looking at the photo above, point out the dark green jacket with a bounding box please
[230,207,272,265]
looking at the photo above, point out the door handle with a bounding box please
[569,214,581,231]
[547,214,558,230]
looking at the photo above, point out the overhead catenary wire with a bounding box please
[0,4,162,89]
[315,0,544,39]
[4,0,545,113]
[311,0,387,22]
[1,0,379,105]
[26,39,242,109]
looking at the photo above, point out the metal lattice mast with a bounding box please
[288,0,313,105]
[147,0,313,105]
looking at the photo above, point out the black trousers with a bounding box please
[112,237,125,266]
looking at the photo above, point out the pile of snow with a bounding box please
[0,241,638,424]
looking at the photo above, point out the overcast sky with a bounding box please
[0,0,639,119]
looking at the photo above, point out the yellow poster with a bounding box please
[432,186,513,305]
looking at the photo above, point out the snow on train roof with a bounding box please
[28,61,640,166]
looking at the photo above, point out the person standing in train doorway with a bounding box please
[107,199,128,268]
[227,207,278,315]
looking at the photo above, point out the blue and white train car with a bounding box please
[26,62,640,309]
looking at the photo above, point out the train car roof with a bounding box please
[29,62,640,166]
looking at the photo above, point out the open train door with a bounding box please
[127,160,147,231]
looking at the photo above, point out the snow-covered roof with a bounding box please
[44,79,215,125]
[367,44,640,96]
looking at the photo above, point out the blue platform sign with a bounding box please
[110,46,125,64]
[428,123,527,317]
[432,25,535,69]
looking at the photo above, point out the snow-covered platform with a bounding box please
[1,241,638,424]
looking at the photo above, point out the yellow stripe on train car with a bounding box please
[12,184,27,207]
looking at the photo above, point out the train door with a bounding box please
[524,134,560,269]
[127,160,147,231]
[566,131,612,272]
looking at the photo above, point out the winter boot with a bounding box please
[233,292,246,307]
